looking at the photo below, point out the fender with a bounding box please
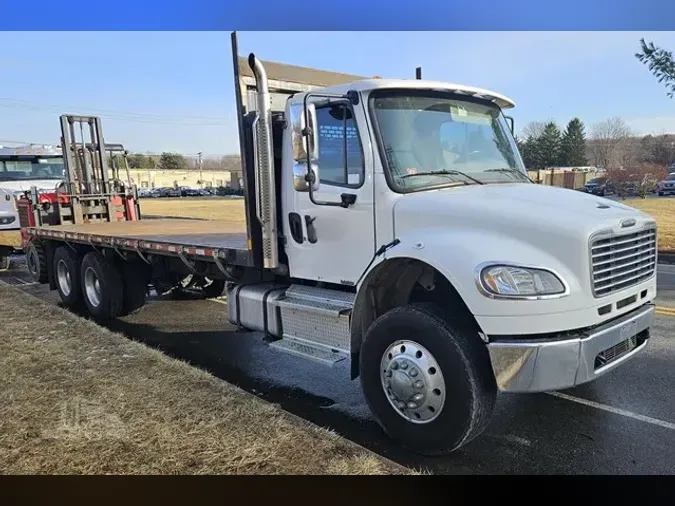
[350,227,584,359]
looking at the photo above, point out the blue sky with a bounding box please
[1,31,675,156]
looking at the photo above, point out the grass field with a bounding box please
[140,197,245,223]
[0,284,410,475]
[139,195,675,251]
[623,198,675,252]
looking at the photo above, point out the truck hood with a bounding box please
[392,183,655,273]
[0,179,62,193]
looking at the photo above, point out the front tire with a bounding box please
[359,303,497,455]
[80,251,124,322]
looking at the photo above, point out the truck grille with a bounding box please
[591,227,656,297]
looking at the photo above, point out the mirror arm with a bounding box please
[505,115,515,134]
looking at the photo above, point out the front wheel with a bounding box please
[0,254,9,271]
[359,303,497,455]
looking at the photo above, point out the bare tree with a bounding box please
[606,162,667,199]
[589,117,634,169]
[521,121,547,140]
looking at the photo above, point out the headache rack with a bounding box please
[590,225,657,298]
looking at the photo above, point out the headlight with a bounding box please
[477,264,567,298]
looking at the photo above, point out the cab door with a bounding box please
[282,98,375,286]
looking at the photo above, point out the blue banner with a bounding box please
[1,0,674,30]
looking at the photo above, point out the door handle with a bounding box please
[304,215,317,244]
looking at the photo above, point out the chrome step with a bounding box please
[277,285,355,354]
[268,337,348,366]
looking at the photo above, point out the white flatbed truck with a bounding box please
[22,33,658,454]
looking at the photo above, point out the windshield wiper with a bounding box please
[401,169,485,185]
[484,168,533,182]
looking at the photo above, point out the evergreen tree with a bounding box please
[560,118,588,166]
[538,122,562,168]
[520,137,537,169]
[636,38,675,98]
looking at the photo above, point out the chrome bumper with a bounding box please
[486,303,654,393]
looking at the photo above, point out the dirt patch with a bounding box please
[623,198,675,252]
[0,284,411,475]
[139,197,245,222]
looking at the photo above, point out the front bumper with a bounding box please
[486,303,654,393]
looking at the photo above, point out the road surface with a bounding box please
[2,260,674,474]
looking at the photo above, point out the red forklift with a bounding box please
[18,115,141,280]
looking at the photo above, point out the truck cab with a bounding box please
[236,50,656,453]
[0,145,65,266]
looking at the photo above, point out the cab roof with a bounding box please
[0,144,61,157]
[294,78,516,110]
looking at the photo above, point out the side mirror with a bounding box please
[290,102,319,192]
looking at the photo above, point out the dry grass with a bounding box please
[623,198,675,252]
[0,285,410,475]
[140,197,245,222]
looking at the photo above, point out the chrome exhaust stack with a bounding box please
[248,53,279,270]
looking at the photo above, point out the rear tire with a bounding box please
[26,242,48,283]
[120,261,149,316]
[0,254,9,271]
[359,302,497,455]
[53,246,82,308]
[80,251,124,322]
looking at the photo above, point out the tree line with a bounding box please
[516,116,675,171]
[125,152,242,173]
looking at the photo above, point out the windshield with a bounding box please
[370,91,529,193]
[588,178,606,184]
[0,156,65,181]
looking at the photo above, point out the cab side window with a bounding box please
[315,104,364,188]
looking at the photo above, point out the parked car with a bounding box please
[657,172,675,196]
[583,177,614,196]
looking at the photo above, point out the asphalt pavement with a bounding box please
[2,261,674,475]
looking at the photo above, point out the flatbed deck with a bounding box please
[26,219,254,266]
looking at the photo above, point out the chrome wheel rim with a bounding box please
[380,340,446,424]
[83,267,102,307]
[56,259,72,297]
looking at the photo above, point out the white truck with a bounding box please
[21,33,657,454]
